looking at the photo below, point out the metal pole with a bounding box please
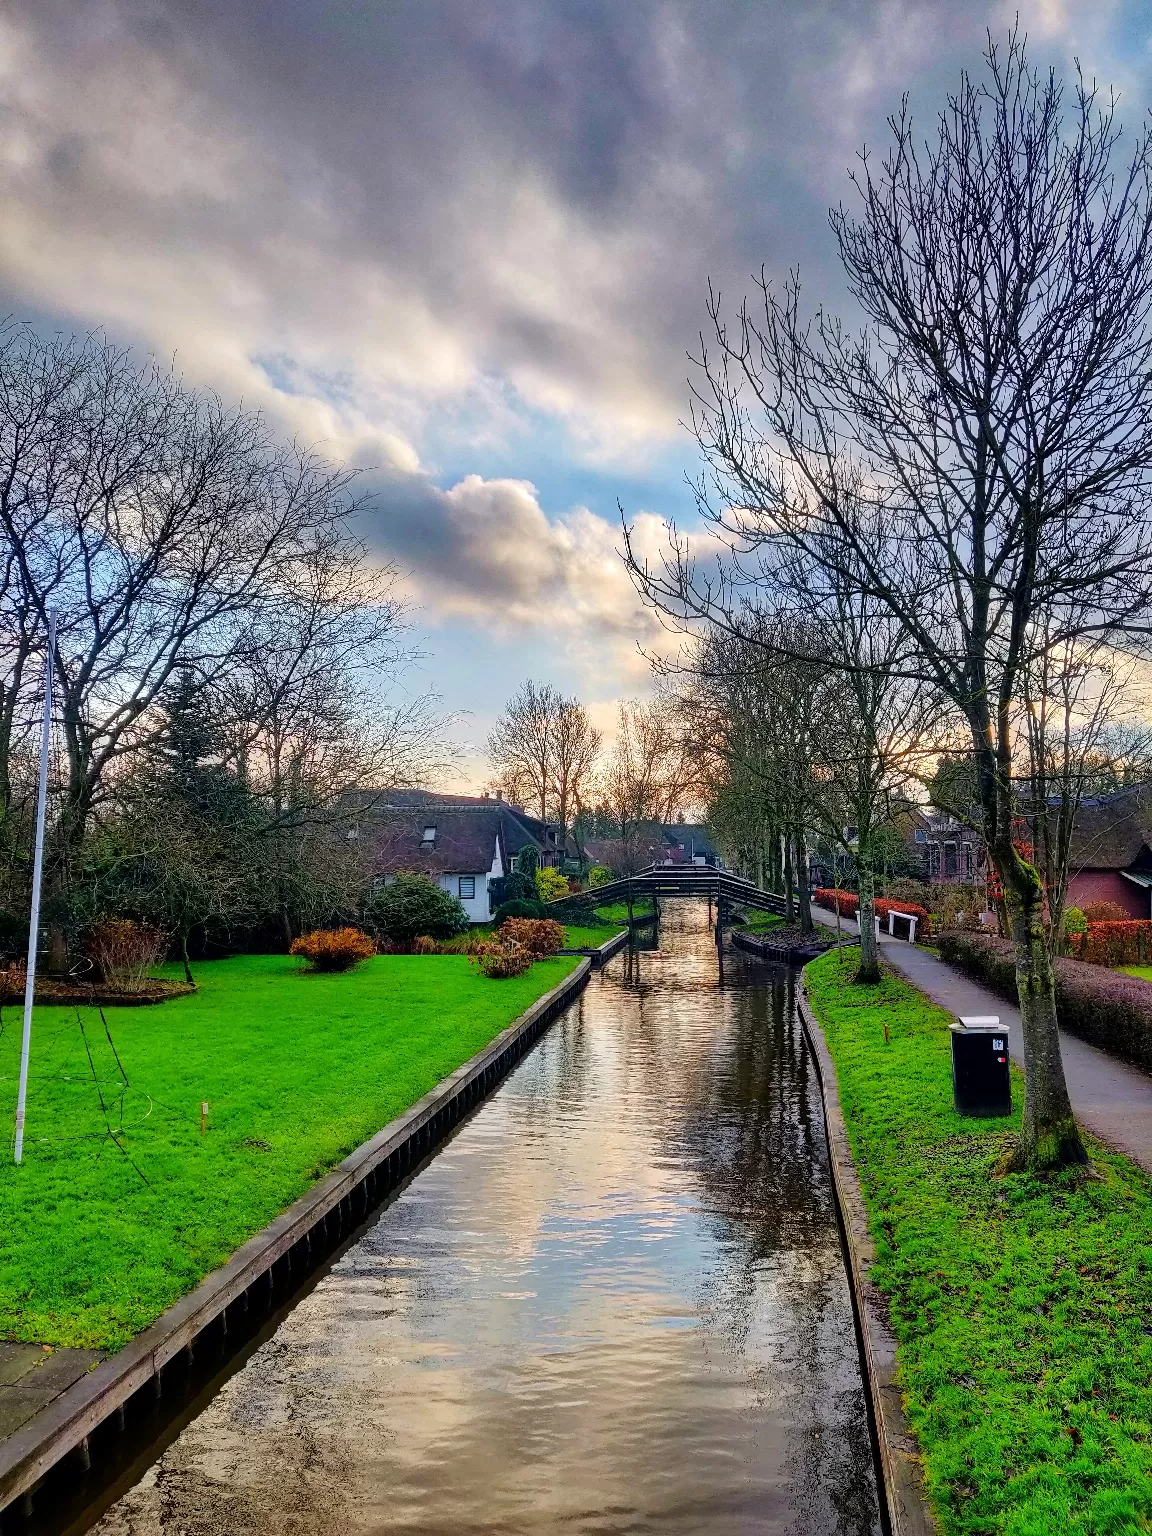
[15,609,56,1164]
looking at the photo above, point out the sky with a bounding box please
[1,0,1149,787]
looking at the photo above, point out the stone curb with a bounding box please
[797,977,939,1536]
[0,957,593,1516]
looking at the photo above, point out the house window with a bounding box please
[458,876,475,900]
[914,828,927,843]
[422,825,436,844]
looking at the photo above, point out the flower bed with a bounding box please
[813,888,933,938]
[938,931,1152,1071]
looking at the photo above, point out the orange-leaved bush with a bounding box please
[498,917,566,958]
[412,935,439,954]
[1066,920,1152,968]
[289,927,376,972]
[469,937,533,978]
[812,890,932,938]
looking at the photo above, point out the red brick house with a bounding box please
[1065,785,1152,919]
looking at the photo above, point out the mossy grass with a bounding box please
[806,947,1152,1535]
[0,951,580,1350]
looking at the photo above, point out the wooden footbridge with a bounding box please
[557,864,787,919]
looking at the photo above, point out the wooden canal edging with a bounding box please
[0,957,594,1521]
[558,927,631,967]
[730,928,850,964]
[796,976,939,1536]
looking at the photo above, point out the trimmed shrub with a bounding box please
[1067,920,1152,967]
[1063,907,1088,937]
[1081,900,1132,925]
[938,930,1152,1071]
[812,888,932,938]
[535,866,569,902]
[500,917,565,958]
[588,865,613,888]
[85,917,169,993]
[494,897,547,924]
[365,873,469,946]
[289,927,376,972]
[469,937,533,978]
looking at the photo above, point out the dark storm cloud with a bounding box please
[0,0,1096,672]
[0,0,1022,441]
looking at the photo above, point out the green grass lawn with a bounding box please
[743,910,784,933]
[593,899,653,922]
[806,947,1152,1536]
[1119,966,1152,982]
[0,951,580,1351]
[561,924,626,950]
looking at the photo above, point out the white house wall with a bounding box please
[435,835,505,924]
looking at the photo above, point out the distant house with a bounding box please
[582,824,722,874]
[657,824,719,866]
[906,807,983,883]
[346,789,567,923]
[1065,784,1152,919]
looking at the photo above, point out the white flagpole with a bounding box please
[14,608,56,1164]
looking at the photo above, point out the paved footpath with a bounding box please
[810,906,1152,1175]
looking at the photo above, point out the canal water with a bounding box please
[90,901,881,1535]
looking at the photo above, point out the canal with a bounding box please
[86,900,881,1534]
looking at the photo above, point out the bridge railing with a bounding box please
[547,865,787,917]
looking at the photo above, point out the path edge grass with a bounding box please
[797,970,941,1536]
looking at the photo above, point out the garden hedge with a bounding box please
[937,931,1152,1071]
[1066,919,1152,967]
[813,887,933,938]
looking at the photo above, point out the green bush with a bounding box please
[535,866,569,901]
[494,897,547,924]
[1064,906,1088,936]
[587,865,613,888]
[365,874,469,946]
[489,871,535,908]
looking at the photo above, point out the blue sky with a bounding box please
[1,0,1149,784]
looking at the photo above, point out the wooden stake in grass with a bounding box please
[883,1021,890,1045]
[200,1101,209,1136]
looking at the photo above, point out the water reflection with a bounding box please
[92,901,880,1535]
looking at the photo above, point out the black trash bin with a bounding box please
[950,1016,1011,1117]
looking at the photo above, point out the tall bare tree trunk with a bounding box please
[794,828,812,933]
[782,832,795,922]
[1002,867,1086,1169]
[855,858,880,984]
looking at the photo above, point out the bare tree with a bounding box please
[627,35,1152,1169]
[599,695,702,859]
[487,680,600,831]
[0,328,407,961]
[551,697,602,837]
